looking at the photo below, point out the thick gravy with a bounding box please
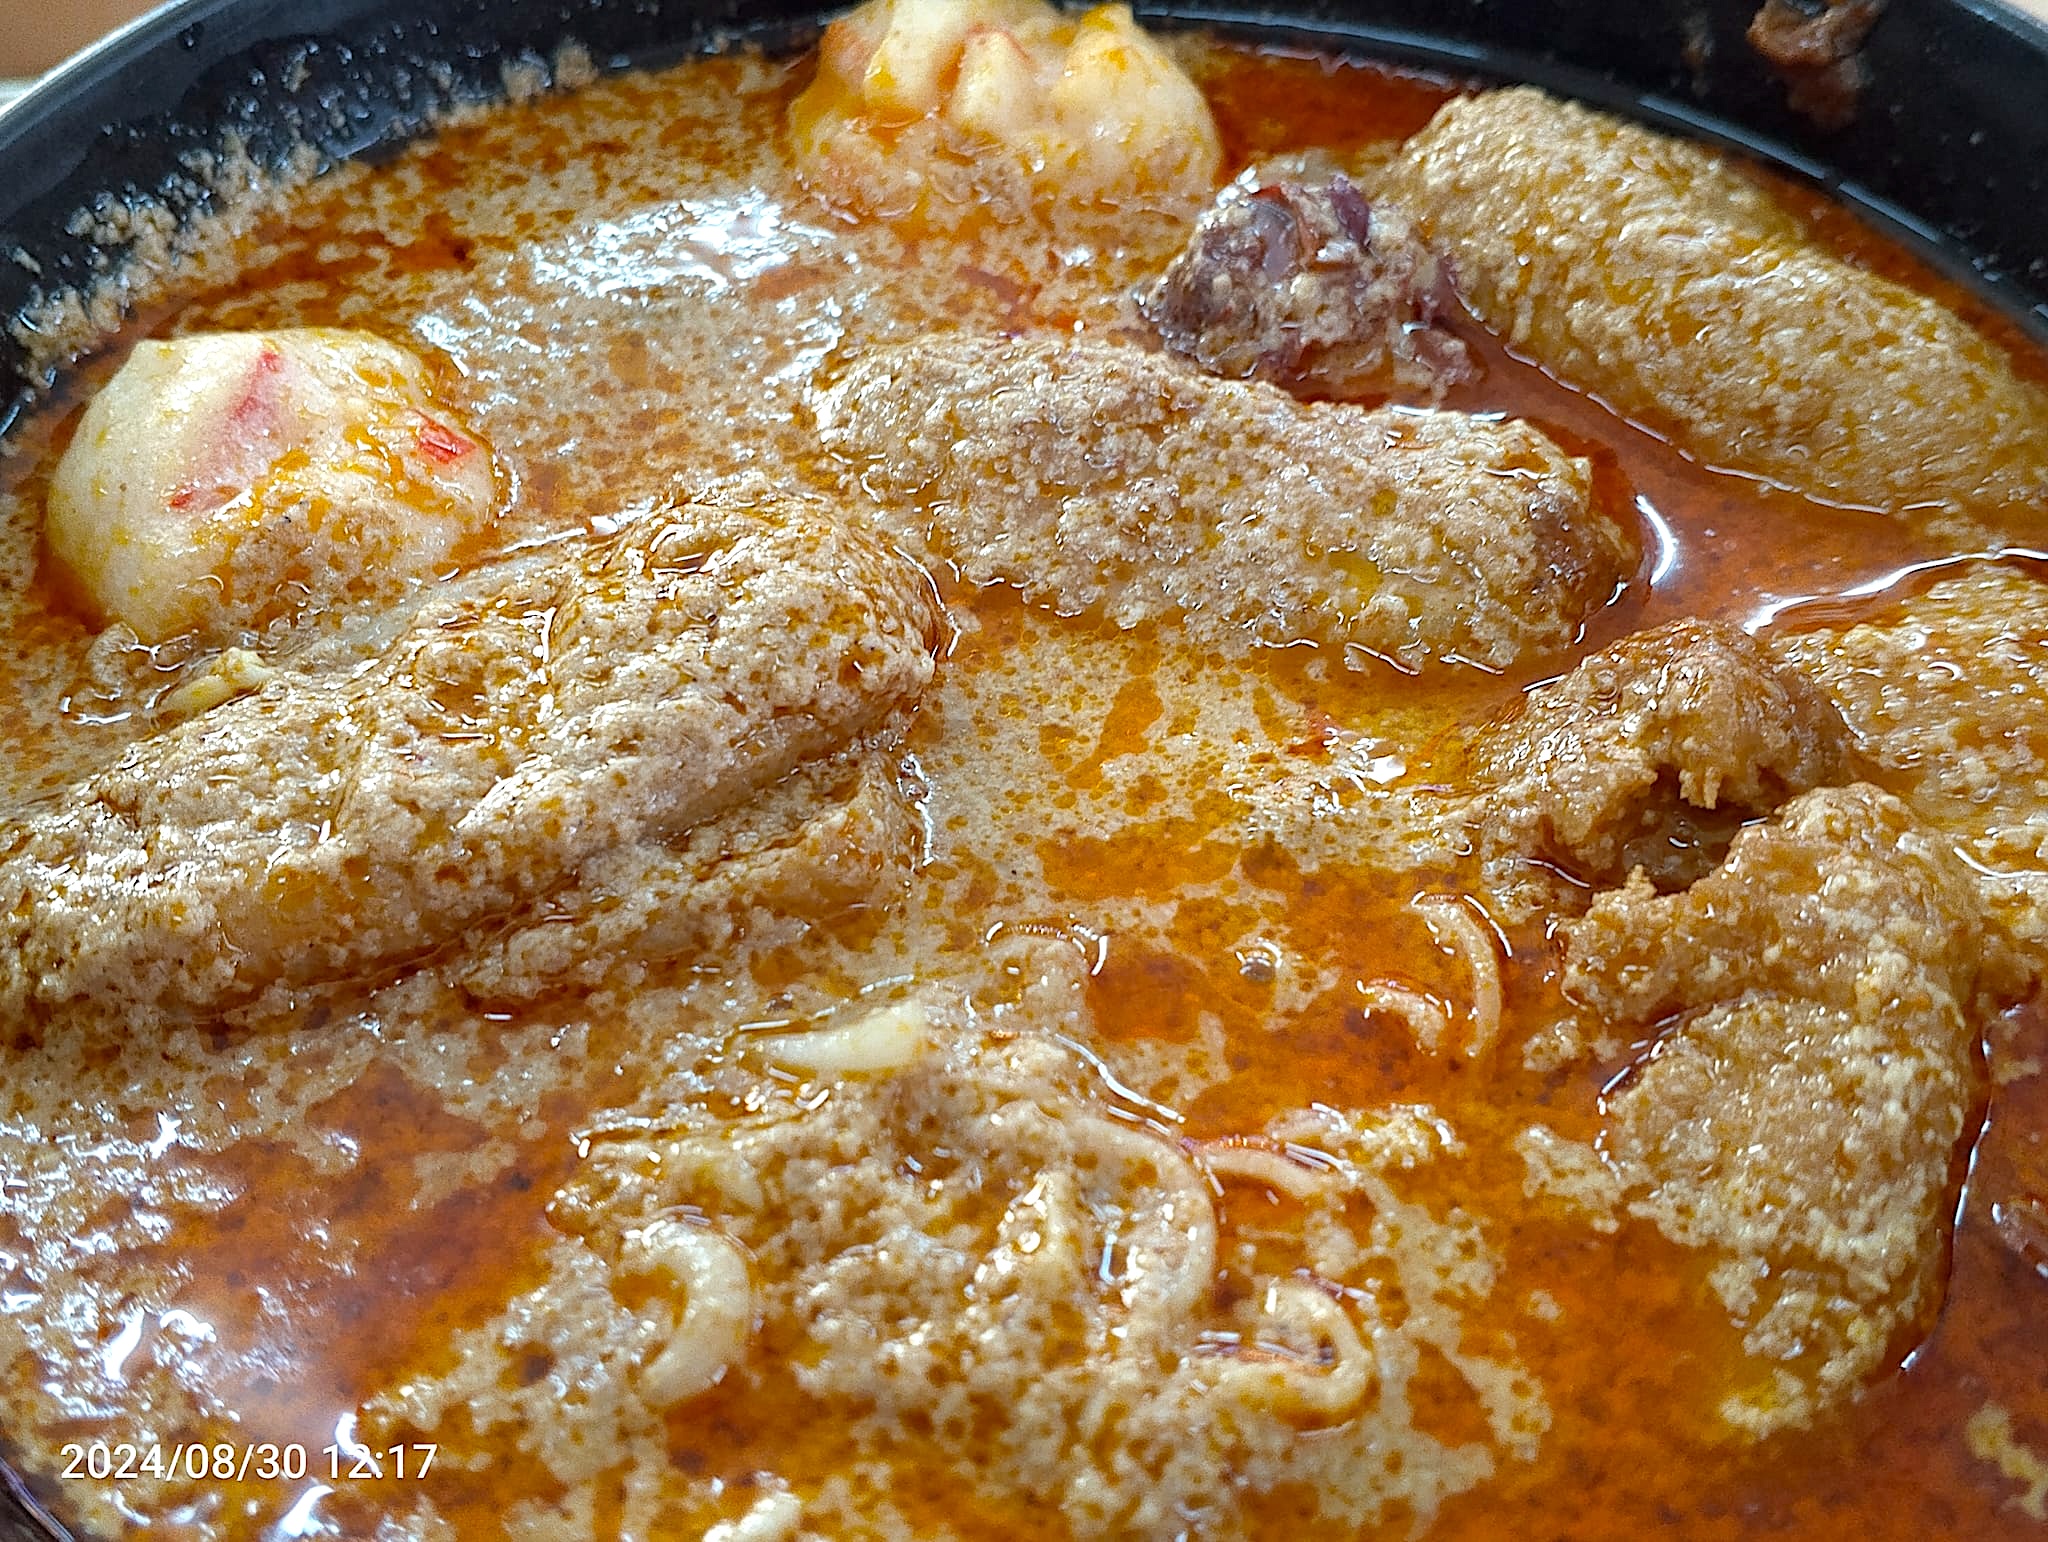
[0,19,2045,1542]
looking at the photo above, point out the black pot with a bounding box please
[2,0,2046,438]
[1,0,2045,1535]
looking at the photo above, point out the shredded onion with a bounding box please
[754,999,929,1075]
[621,1218,754,1408]
[1414,893,1505,1058]
[1194,1137,1337,1200]
[1208,1277,1376,1423]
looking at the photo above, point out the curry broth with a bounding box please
[0,35,2043,1542]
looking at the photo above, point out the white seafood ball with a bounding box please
[47,328,498,643]
[790,0,1221,224]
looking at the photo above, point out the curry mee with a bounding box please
[0,3,2046,1537]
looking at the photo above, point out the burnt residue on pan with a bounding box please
[1746,0,1886,130]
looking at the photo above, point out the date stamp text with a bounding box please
[58,1441,437,1483]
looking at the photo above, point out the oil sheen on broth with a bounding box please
[1,6,2047,1540]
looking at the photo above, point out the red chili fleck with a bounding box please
[415,418,473,463]
[226,346,288,434]
[1287,708,1341,758]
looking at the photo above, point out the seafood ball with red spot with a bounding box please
[47,328,498,643]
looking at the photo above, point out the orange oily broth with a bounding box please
[0,36,2038,1542]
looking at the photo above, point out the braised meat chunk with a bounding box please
[1476,619,1852,897]
[0,494,941,1024]
[817,334,1628,671]
[1139,173,1475,399]
[1377,87,2048,523]
[458,748,921,1002]
[1566,786,2021,1434]
[1772,562,2048,945]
